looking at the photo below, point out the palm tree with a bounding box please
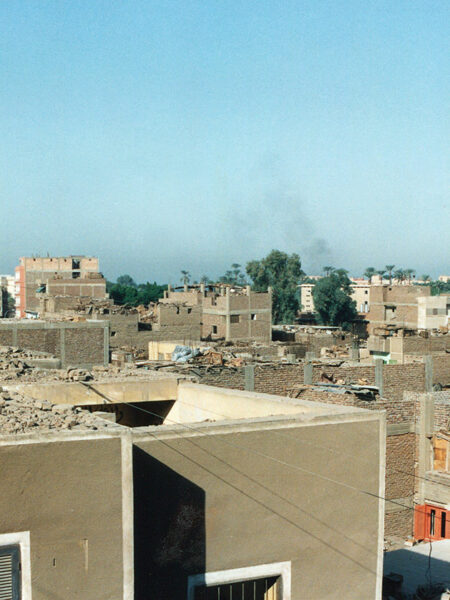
[323,266,334,277]
[403,268,416,284]
[200,275,210,285]
[364,267,376,284]
[385,265,395,285]
[421,274,431,283]
[394,268,405,283]
[180,270,191,285]
[376,270,386,281]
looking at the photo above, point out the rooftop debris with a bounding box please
[0,389,117,435]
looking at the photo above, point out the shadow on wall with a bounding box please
[133,447,206,598]
[383,543,450,597]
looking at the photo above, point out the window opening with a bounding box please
[72,259,80,269]
[212,326,218,334]
[441,511,446,538]
[430,509,435,536]
[0,545,20,600]
[193,575,280,599]
[230,315,240,324]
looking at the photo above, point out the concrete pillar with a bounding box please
[200,283,205,294]
[183,284,188,292]
[417,393,435,503]
[424,355,433,392]
[374,358,384,396]
[60,327,66,368]
[244,365,255,391]
[350,346,359,361]
[168,284,172,292]
[225,287,231,341]
[304,361,313,384]
[246,285,251,296]
[103,323,110,367]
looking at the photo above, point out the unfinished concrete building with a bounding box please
[15,256,101,318]
[160,284,272,343]
[0,378,385,599]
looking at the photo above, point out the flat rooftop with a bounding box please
[3,378,375,432]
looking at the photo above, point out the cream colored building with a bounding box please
[417,295,450,330]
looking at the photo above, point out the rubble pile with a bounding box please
[0,346,60,382]
[0,389,116,435]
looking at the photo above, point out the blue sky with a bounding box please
[1,0,448,283]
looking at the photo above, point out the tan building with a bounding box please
[0,378,385,599]
[161,284,272,343]
[417,295,450,330]
[299,283,315,313]
[366,285,431,333]
[300,280,372,315]
[15,256,100,318]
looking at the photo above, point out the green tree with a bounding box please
[116,274,137,287]
[394,268,405,283]
[421,274,431,283]
[323,266,334,276]
[364,267,376,283]
[219,263,247,285]
[376,269,386,280]
[246,250,304,324]
[385,265,395,285]
[312,271,357,330]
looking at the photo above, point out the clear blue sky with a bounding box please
[1,0,448,283]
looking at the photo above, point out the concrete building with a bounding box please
[368,328,450,364]
[0,378,385,599]
[300,280,373,316]
[161,284,272,343]
[366,285,431,334]
[417,295,450,330]
[15,256,100,318]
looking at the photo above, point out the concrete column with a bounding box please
[424,355,433,392]
[168,284,172,292]
[200,283,205,294]
[374,358,384,396]
[60,327,66,368]
[246,285,251,296]
[350,346,359,361]
[417,393,435,503]
[225,288,231,341]
[304,360,313,384]
[183,284,188,292]
[244,365,255,391]
[103,323,110,366]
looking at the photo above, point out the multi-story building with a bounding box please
[366,285,431,334]
[14,256,100,318]
[160,284,272,343]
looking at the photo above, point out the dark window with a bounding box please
[441,511,447,538]
[251,314,256,320]
[212,326,218,334]
[72,259,80,269]
[432,308,438,315]
[72,272,80,279]
[0,545,21,600]
[430,509,435,536]
[230,315,240,324]
[187,308,192,314]
[194,576,280,599]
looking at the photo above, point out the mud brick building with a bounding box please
[366,285,431,334]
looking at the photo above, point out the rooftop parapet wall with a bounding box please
[0,320,109,368]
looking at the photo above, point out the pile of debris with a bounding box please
[0,346,60,382]
[319,345,351,359]
[0,389,117,435]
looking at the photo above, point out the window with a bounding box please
[251,314,257,320]
[442,511,447,538]
[430,509,435,536]
[212,326,218,334]
[72,272,80,279]
[0,545,20,600]
[0,532,31,600]
[432,308,438,315]
[230,315,240,324]
[193,576,280,599]
[188,562,290,600]
[72,259,80,269]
